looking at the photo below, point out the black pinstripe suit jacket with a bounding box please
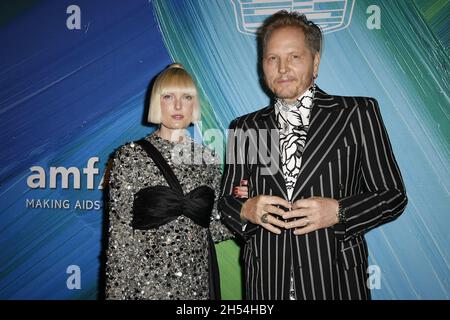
[219,87,407,300]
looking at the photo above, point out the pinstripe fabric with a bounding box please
[219,87,407,300]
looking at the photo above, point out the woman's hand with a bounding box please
[233,180,249,198]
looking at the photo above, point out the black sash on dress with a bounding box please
[132,139,215,229]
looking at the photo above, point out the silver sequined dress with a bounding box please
[105,133,233,300]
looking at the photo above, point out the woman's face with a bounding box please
[160,91,195,132]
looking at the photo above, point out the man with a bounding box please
[219,11,407,300]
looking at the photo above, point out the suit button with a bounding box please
[338,184,344,190]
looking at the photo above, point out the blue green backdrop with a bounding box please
[0,0,448,299]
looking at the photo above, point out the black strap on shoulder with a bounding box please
[135,139,183,194]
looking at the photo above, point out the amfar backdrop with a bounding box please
[0,0,448,299]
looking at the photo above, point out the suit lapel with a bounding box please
[256,108,288,199]
[291,88,356,200]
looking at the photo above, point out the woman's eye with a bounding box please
[184,95,193,101]
[162,94,173,100]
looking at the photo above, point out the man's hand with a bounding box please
[283,197,339,235]
[240,195,291,234]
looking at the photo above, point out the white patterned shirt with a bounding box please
[274,85,315,200]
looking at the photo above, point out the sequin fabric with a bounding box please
[105,133,233,300]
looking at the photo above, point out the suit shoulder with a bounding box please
[229,106,271,129]
[333,94,379,110]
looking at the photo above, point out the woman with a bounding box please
[105,63,234,300]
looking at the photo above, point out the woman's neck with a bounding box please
[156,126,188,143]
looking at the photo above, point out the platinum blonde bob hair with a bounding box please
[148,63,200,124]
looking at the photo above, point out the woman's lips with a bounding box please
[171,115,184,120]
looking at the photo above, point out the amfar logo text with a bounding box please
[27,157,104,190]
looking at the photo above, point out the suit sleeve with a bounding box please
[218,119,257,240]
[334,98,408,241]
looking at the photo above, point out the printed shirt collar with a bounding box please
[275,84,315,111]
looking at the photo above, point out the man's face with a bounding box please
[263,26,320,104]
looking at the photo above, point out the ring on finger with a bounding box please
[261,213,269,224]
